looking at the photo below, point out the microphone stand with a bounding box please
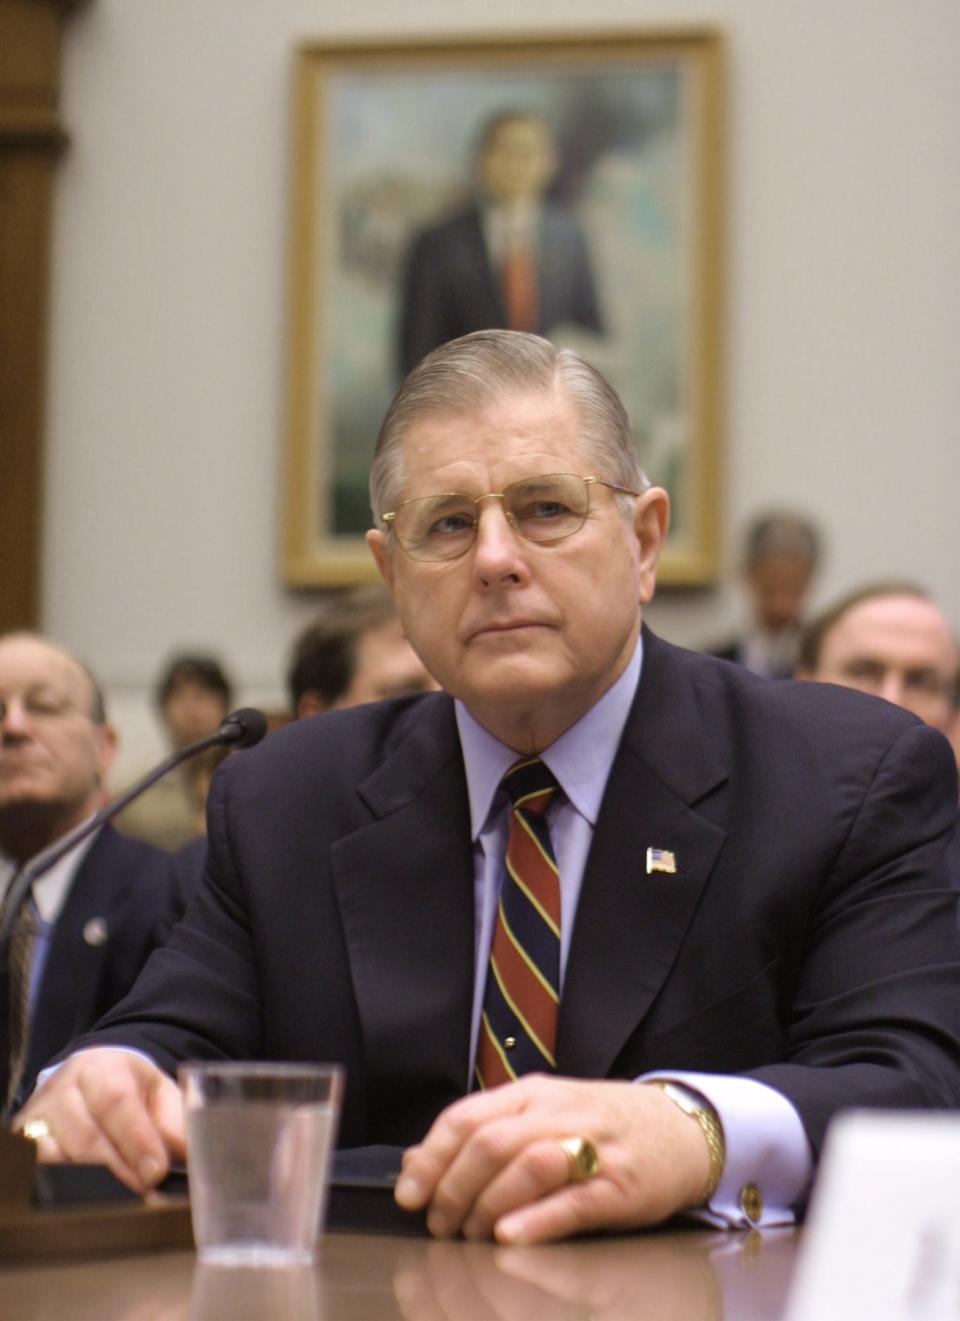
[0,709,267,952]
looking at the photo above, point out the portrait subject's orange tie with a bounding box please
[501,239,538,333]
[475,758,561,1089]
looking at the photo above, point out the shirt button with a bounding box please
[739,1183,763,1224]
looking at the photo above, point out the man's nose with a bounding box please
[0,697,31,736]
[471,498,527,584]
[877,673,905,708]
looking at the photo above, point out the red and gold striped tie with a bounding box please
[475,758,561,1089]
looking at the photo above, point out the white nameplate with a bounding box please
[785,1110,960,1321]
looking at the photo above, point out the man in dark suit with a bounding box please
[397,110,602,376]
[0,633,183,1111]
[18,333,960,1245]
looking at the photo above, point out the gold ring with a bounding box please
[22,1117,51,1143]
[558,1136,599,1183]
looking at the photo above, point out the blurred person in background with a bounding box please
[287,585,438,718]
[115,652,234,850]
[0,632,183,1112]
[796,581,959,754]
[711,511,821,680]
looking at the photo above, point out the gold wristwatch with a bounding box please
[650,1080,726,1205]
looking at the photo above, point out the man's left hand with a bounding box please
[394,1075,711,1244]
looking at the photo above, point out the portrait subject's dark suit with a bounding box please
[397,204,603,376]
[77,632,960,1162]
[21,826,184,1101]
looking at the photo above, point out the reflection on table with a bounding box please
[0,1225,800,1321]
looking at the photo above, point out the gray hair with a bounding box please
[742,511,821,574]
[369,330,649,524]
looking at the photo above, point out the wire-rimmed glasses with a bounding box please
[381,472,639,563]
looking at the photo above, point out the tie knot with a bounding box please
[502,758,559,815]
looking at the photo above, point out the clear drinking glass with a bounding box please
[180,1061,343,1268]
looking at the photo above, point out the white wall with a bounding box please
[42,0,960,777]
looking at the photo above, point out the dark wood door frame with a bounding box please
[0,0,86,632]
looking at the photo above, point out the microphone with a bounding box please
[0,707,268,950]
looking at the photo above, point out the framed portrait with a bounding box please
[282,29,725,586]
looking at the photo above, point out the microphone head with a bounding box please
[217,707,269,750]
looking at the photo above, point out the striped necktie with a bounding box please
[475,758,561,1089]
[0,869,37,1113]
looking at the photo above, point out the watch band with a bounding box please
[650,1080,726,1205]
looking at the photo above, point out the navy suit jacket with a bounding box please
[397,203,602,376]
[78,633,960,1158]
[21,826,184,1101]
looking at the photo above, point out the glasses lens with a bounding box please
[394,493,478,561]
[503,474,588,542]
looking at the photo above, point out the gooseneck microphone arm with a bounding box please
[0,707,268,952]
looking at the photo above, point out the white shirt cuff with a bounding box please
[640,1070,813,1229]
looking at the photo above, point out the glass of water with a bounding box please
[180,1061,343,1268]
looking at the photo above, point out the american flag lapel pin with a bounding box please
[646,846,677,876]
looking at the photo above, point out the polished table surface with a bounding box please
[0,1224,802,1320]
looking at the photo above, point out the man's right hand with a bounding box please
[13,1049,185,1193]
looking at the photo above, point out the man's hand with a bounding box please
[394,1075,712,1245]
[13,1049,185,1193]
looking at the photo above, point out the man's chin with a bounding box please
[455,654,569,706]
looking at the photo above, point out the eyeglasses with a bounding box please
[381,473,640,563]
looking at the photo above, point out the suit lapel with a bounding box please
[27,829,120,1076]
[558,632,729,1077]
[329,699,477,1095]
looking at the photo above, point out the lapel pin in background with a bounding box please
[83,916,108,947]
[646,847,677,876]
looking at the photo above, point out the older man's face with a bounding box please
[0,635,115,830]
[367,386,668,751]
[807,594,958,732]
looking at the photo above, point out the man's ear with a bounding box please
[95,723,119,784]
[634,487,671,605]
[366,528,394,592]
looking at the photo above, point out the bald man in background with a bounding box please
[0,633,182,1112]
[797,582,959,754]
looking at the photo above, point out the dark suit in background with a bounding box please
[76,631,960,1158]
[20,826,184,1103]
[398,204,602,377]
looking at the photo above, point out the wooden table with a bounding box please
[0,1223,802,1319]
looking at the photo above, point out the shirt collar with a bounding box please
[455,633,644,839]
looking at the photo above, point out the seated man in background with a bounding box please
[17,332,959,1245]
[115,652,234,850]
[796,581,959,754]
[0,633,183,1114]
[287,584,437,718]
[711,511,821,679]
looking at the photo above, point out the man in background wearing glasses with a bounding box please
[18,331,960,1244]
[0,634,182,1115]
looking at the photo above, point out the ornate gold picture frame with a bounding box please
[282,29,724,586]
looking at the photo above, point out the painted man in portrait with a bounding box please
[397,110,603,376]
